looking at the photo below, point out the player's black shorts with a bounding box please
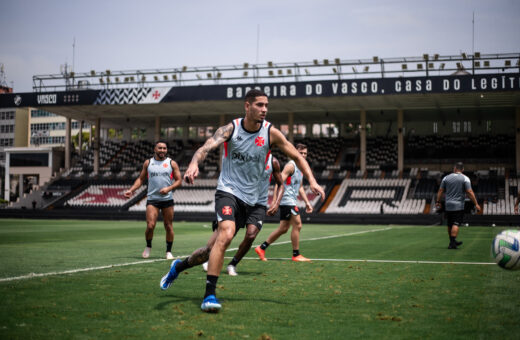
[214,191,266,234]
[146,199,174,209]
[446,210,464,227]
[279,205,300,221]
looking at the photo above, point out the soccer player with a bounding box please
[124,141,182,259]
[159,89,325,313]
[435,162,481,249]
[202,154,285,276]
[255,143,314,262]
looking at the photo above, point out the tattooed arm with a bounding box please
[183,122,234,184]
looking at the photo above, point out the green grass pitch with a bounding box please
[0,218,519,339]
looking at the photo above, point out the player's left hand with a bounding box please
[159,187,169,195]
[305,203,313,213]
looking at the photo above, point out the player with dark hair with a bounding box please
[255,143,314,261]
[159,89,325,313]
[124,141,182,259]
[202,154,285,276]
[435,162,481,249]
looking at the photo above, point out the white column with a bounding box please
[18,174,23,200]
[306,123,313,138]
[360,110,367,173]
[397,109,404,173]
[123,127,131,142]
[65,117,71,170]
[78,120,83,156]
[93,118,100,174]
[89,123,93,147]
[288,112,294,143]
[182,124,189,145]
[219,114,226,171]
[4,151,9,201]
[155,116,161,141]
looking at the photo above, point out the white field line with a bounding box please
[227,226,394,252]
[237,257,495,266]
[0,227,493,282]
[0,227,392,283]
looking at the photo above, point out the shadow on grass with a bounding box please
[155,292,288,310]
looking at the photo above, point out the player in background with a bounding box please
[124,141,182,259]
[159,89,325,313]
[435,162,481,249]
[202,154,285,276]
[255,143,314,261]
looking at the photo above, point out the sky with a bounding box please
[1,0,519,93]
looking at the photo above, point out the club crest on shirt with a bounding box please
[222,206,232,215]
[255,136,265,147]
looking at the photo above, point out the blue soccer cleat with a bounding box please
[160,259,181,290]
[200,295,221,313]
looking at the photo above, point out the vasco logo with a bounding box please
[37,94,57,104]
[14,95,22,106]
[255,136,265,146]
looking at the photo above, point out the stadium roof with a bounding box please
[40,90,519,129]
[1,78,518,129]
[1,52,519,129]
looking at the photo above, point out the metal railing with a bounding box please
[32,53,520,92]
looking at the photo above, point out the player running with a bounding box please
[255,143,314,262]
[202,154,284,276]
[124,141,182,259]
[159,89,325,313]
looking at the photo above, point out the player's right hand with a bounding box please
[310,183,325,202]
[124,190,133,198]
[266,205,279,216]
[183,164,199,184]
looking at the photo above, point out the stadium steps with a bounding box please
[121,186,147,211]
[319,184,340,213]
[48,182,90,209]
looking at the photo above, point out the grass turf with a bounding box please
[0,219,519,339]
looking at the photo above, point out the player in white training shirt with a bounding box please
[159,89,325,313]
[125,141,182,259]
[256,143,314,261]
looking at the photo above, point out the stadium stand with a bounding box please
[7,136,518,221]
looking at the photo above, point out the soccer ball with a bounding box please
[491,230,520,270]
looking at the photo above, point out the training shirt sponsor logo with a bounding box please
[231,151,261,163]
[149,171,170,177]
[222,206,232,215]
